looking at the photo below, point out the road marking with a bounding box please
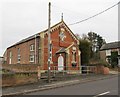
[94,91,110,97]
[98,91,110,96]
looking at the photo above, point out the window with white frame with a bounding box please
[118,48,120,55]
[29,54,34,62]
[118,57,120,67]
[106,57,111,64]
[17,48,20,63]
[10,51,12,58]
[106,50,111,56]
[30,44,34,51]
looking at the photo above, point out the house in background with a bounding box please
[4,20,81,72]
[100,41,120,67]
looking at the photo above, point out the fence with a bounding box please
[2,64,97,76]
[49,65,97,77]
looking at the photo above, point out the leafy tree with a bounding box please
[96,35,106,52]
[88,32,97,42]
[79,39,91,65]
[88,32,98,53]
[78,32,106,65]
[88,32,106,53]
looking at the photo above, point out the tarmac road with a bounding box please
[27,76,118,96]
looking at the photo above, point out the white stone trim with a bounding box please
[44,21,79,43]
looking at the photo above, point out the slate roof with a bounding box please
[8,33,40,49]
[7,20,79,49]
[100,41,120,50]
[7,21,63,49]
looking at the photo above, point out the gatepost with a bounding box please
[37,65,41,80]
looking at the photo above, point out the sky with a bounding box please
[0,0,119,56]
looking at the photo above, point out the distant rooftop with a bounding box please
[100,41,120,50]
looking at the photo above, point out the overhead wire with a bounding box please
[69,1,120,26]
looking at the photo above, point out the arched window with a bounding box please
[72,47,76,63]
[72,51,76,62]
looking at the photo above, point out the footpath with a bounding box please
[2,73,118,96]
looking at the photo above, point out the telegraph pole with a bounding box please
[48,2,51,83]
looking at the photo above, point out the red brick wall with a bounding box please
[6,23,81,71]
[7,37,40,64]
[43,26,80,70]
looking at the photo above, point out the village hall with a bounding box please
[4,19,81,72]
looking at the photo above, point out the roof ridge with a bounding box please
[7,21,63,49]
[107,41,120,44]
[100,41,120,50]
[7,20,79,49]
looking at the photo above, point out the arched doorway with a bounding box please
[58,54,64,71]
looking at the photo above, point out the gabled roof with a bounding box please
[7,20,79,49]
[8,33,40,49]
[56,42,79,54]
[44,20,79,41]
[100,41,120,50]
[56,48,66,54]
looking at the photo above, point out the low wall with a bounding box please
[1,64,39,87]
[90,65,109,74]
[2,73,38,87]
[2,64,39,73]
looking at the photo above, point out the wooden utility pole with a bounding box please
[48,2,51,83]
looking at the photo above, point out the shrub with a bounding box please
[97,60,109,67]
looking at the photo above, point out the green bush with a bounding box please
[111,51,118,68]
[97,60,109,67]
[111,62,116,68]
[79,39,91,65]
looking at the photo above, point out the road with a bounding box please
[27,76,118,96]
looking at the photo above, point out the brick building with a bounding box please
[4,20,81,71]
[100,41,120,67]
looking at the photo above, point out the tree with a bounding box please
[88,32,106,53]
[87,32,106,60]
[81,33,88,40]
[78,32,106,65]
[88,32,97,52]
[96,35,106,52]
[111,51,118,68]
[79,39,91,65]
